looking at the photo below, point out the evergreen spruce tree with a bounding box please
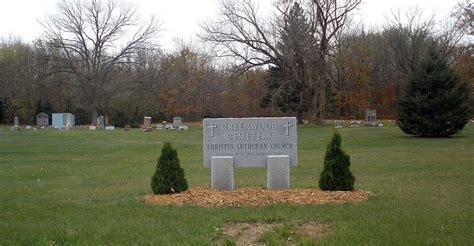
[319,131,355,191]
[260,2,314,123]
[397,46,470,137]
[151,142,188,194]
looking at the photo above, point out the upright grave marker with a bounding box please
[203,117,297,190]
[365,109,378,127]
[14,117,19,128]
[172,117,182,129]
[143,116,152,131]
[36,113,49,127]
[97,116,105,129]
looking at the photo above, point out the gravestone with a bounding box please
[52,113,74,128]
[36,113,49,127]
[143,116,152,132]
[335,120,343,129]
[97,116,105,129]
[365,109,378,127]
[172,117,182,129]
[350,120,361,127]
[156,121,165,130]
[144,117,152,128]
[14,117,19,128]
[203,117,297,190]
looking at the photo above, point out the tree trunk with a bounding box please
[91,106,98,126]
[297,109,303,124]
[318,82,326,125]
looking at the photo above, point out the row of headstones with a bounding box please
[12,113,75,130]
[89,116,115,130]
[335,109,383,128]
[143,116,188,132]
[11,116,44,131]
[13,114,52,128]
[10,115,186,131]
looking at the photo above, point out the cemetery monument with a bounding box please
[52,113,75,128]
[36,113,49,127]
[12,117,20,130]
[365,109,378,127]
[143,116,152,132]
[172,117,182,129]
[14,116,19,128]
[97,116,105,129]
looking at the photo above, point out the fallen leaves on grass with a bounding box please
[144,187,371,207]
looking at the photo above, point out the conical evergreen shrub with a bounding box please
[397,45,470,137]
[151,142,188,194]
[319,131,355,191]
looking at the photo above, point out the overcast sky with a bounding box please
[0,0,462,51]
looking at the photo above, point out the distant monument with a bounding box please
[97,116,105,129]
[142,116,152,132]
[52,113,75,128]
[36,113,49,127]
[12,117,19,130]
[365,109,378,127]
[172,117,182,129]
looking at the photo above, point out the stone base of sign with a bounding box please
[267,155,290,189]
[211,156,235,191]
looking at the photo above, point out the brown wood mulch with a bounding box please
[144,187,371,208]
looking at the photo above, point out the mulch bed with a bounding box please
[144,187,371,207]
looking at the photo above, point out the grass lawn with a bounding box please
[0,123,473,245]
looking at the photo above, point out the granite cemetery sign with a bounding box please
[203,117,297,190]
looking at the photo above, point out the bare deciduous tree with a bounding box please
[39,0,159,122]
[382,9,435,77]
[308,0,361,122]
[202,0,360,123]
[201,0,282,73]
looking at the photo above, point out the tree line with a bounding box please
[0,0,472,126]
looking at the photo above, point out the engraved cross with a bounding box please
[208,122,217,137]
[283,121,293,136]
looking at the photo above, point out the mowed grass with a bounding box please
[0,123,473,245]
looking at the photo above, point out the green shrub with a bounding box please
[151,142,188,194]
[319,131,355,191]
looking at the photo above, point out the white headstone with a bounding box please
[267,155,290,189]
[211,156,235,191]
